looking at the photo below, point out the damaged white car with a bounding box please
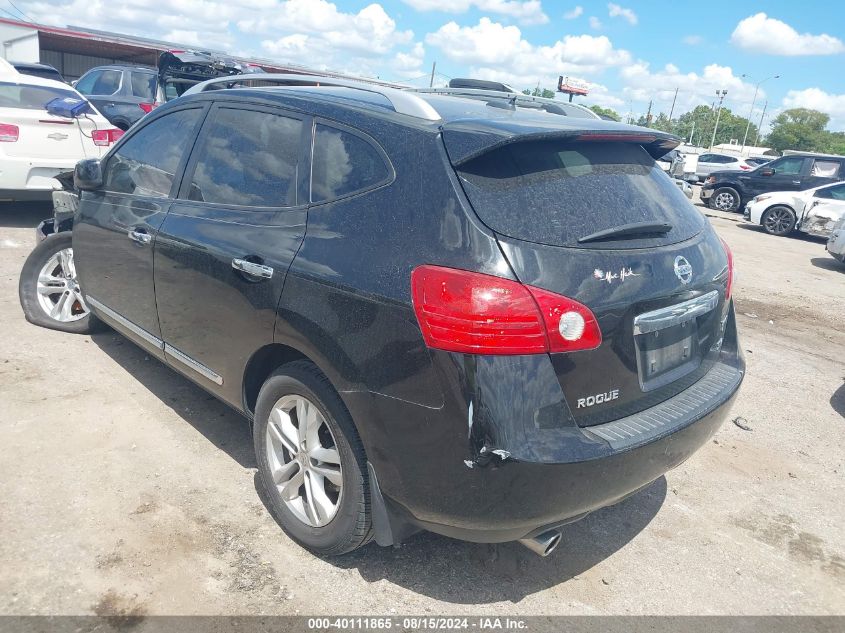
[745,181,845,237]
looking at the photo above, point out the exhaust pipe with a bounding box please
[518,529,562,557]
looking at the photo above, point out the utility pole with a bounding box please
[689,120,696,145]
[754,100,769,147]
[429,61,436,88]
[668,87,679,121]
[645,100,653,127]
[740,74,779,154]
[710,89,728,150]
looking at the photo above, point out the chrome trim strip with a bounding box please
[86,296,164,350]
[633,290,720,335]
[183,74,442,121]
[164,344,224,386]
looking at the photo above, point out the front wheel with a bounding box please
[18,232,102,334]
[254,360,372,555]
[710,187,741,212]
[762,206,797,236]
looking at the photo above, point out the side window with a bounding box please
[186,107,301,207]
[311,123,391,202]
[771,157,804,175]
[717,155,735,164]
[810,159,841,178]
[822,184,845,201]
[698,154,714,163]
[74,70,101,95]
[130,72,156,100]
[104,108,202,197]
[87,70,122,96]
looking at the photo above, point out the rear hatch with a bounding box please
[445,127,731,425]
[157,50,253,101]
[0,80,102,161]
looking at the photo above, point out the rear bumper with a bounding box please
[345,306,745,544]
[0,156,80,196]
[699,187,713,203]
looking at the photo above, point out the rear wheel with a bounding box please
[254,360,372,555]
[710,187,740,212]
[18,232,101,334]
[762,206,796,236]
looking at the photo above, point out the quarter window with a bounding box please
[311,123,391,202]
[130,72,157,100]
[810,159,841,178]
[103,108,202,197]
[185,108,301,207]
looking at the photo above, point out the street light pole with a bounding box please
[754,100,769,147]
[710,90,728,150]
[741,74,779,153]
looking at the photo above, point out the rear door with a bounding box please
[74,105,207,355]
[153,103,309,406]
[450,138,731,425]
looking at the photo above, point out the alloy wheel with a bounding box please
[713,192,736,211]
[265,395,343,527]
[764,208,794,235]
[36,248,89,322]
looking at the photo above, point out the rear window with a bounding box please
[457,141,706,248]
[0,82,83,110]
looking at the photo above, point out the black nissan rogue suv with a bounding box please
[19,76,744,557]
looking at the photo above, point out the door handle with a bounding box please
[128,228,152,245]
[792,180,801,185]
[232,258,274,279]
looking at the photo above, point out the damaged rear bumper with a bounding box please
[344,307,744,545]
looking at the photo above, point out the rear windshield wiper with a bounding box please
[578,221,673,244]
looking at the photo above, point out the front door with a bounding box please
[74,105,207,354]
[741,155,807,198]
[153,103,310,407]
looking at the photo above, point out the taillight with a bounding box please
[410,265,601,355]
[138,103,155,113]
[740,164,751,170]
[92,128,124,146]
[0,123,19,142]
[706,176,716,184]
[720,237,734,300]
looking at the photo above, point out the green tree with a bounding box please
[588,105,621,121]
[766,108,830,152]
[522,87,556,98]
[670,105,758,148]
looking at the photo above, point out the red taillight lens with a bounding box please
[92,128,124,146]
[740,164,751,170]
[0,123,19,142]
[410,265,601,355]
[720,237,734,300]
[138,103,155,113]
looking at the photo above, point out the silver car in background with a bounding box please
[827,216,845,264]
[695,152,755,180]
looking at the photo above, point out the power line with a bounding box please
[6,0,34,22]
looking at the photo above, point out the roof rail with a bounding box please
[410,87,596,115]
[183,73,441,121]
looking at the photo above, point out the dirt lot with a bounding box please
[1,199,843,617]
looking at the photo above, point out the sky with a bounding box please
[6,0,845,131]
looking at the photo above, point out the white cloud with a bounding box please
[425,18,630,90]
[607,3,637,26]
[589,16,602,30]
[731,13,845,56]
[682,35,703,46]
[401,0,548,25]
[782,88,845,131]
[563,6,583,19]
[619,61,761,115]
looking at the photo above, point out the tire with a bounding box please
[761,206,797,236]
[254,360,372,555]
[709,187,741,212]
[18,232,102,334]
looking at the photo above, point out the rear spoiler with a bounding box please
[442,121,680,166]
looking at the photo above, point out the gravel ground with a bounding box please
[1,199,843,617]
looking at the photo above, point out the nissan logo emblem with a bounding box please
[674,256,693,284]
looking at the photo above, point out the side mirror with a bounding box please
[74,158,103,191]
[760,168,774,177]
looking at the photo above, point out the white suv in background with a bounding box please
[694,152,754,180]
[1,59,118,201]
